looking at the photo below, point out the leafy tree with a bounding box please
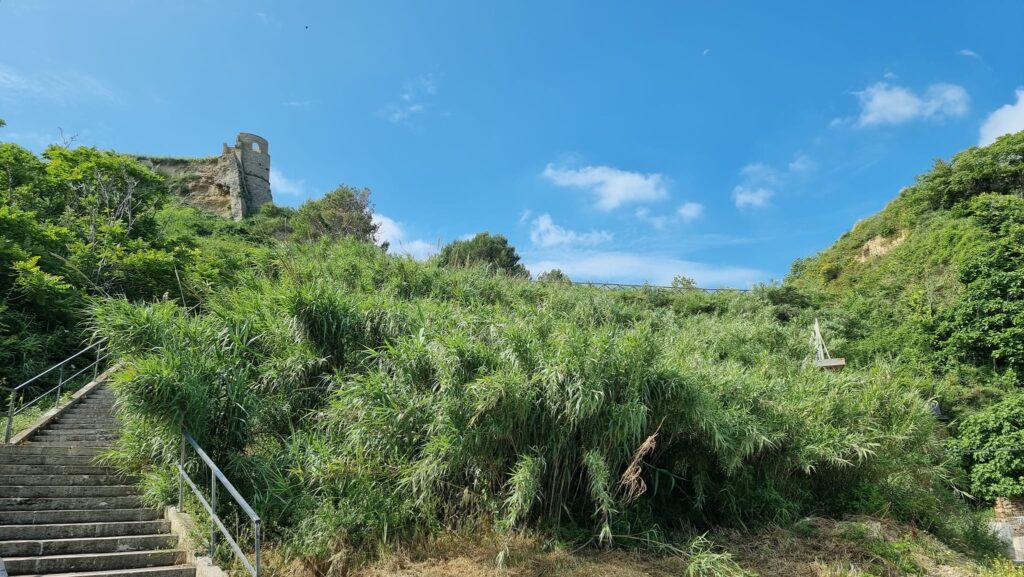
[291,185,379,243]
[537,268,571,284]
[951,393,1024,500]
[437,232,528,277]
[938,194,1024,377]
[915,131,1024,210]
[671,275,697,289]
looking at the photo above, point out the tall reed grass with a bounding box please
[91,240,989,569]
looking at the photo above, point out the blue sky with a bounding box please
[3,1,1024,286]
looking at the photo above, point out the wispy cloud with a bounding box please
[284,100,317,108]
[380,74,438,125]
[269,168,305,196]
[0,64,118,105]
[635,207,669,229]
[255,12,272,25]
[733,186,774,209]
[529,213,611,247]
[677,202,704,222]
[732,152,812,210]
[0,129,61,151]
[525,250,767,287]
[957,49,983,61]
[787,153,815,173]
[852,81,969,127]
[634,202,703,228]
[542,163,669,211]
[979,89,1024,146]
[373,214,438,260]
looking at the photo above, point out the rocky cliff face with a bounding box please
[135,133,272,220]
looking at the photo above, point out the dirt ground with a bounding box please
[264,517,997,577]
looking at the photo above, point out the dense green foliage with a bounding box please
[291,185,380,244]
[8,128,1024,570]
[789,130,1024,500]
[952,393,1024,500]
[92,241,995,571]
[437,232,528,277]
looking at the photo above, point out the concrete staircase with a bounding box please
[0,385,194,577]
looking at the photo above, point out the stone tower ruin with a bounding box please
[135,132,274,221]
[223,133,273,218]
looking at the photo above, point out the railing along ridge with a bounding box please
[3,339,109,443]
[178,429,262,577]
[535,280,752,292]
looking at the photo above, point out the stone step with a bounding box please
[0,486,140,499]
[55,412,116,418]
[0,495,143,511]
[58,412,114,419]
[26,441,115,448]
[0,454,103,467]
[47,423,118,431]
[66,405,114,413]
[32,432,120,442]
[0,475,137,487]
[0,533,177,557]
[0,465,118,476]
[0,445,104,457]
[0,520,171,541]
[12,565,195,577]
[4,548,186,574]
[0,509,163,525]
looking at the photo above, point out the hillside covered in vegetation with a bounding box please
[789,131,1024,504]
[5,128,1024,575]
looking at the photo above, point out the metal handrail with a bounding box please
[178,430,261,577]
[3,340,108,443]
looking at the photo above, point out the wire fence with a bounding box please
[534,280,753,292]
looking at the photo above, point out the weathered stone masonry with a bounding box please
[135,132,273,221]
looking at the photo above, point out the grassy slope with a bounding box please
[788,188,984,365]
[93,241,1002,575]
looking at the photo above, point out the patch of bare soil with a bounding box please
[857,231,908,262]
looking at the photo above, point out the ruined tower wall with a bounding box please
[136,132,273,221]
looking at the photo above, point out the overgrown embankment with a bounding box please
[92,241,998,573]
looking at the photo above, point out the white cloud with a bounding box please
[381,74,437,125]
[0,64,117,105]
[635,207,669,229]
[854,82,969,127]
[284,100,317,108]
[958,49,982,60]
[787,153,815,173]
[739,162,780,185]
[979,89,1024,146]
[733,186,774,208]
[372,214,438,260]
[255,12,271,24]
[542,163,669,211]
[525,251,766,287]
[269,168,305,196]
[529,213,611,247]
[677,202,704,222]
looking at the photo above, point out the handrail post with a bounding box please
[4,392,15,444]
[56,365,64,400]
[254,519,261,577]
[178,431,185,511]
[210,467,218,558]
